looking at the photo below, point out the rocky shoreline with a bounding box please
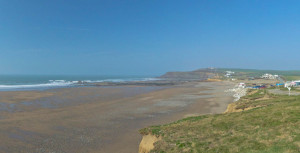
[225,85,248,101]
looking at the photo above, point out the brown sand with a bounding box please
[139,135,161,153]
[0,81,234,153]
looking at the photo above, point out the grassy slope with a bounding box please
[284,76,300,81]
[140,90,300,153]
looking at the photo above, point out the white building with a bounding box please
[225,71,235,77]
[285,80,300,87]
[238,83,246,88]
[261,73,278,79]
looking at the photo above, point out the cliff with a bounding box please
[138,89,300,152]
[139,134,161,153]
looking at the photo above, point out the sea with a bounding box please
[0,75,158,91]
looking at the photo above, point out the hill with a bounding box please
[159,68,217,80]
[159,68,300,81]
[139,89,300,153]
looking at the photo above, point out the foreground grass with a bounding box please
[140,90,300,153]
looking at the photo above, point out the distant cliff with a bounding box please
[159,68,217,80]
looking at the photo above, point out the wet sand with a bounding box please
[0,81,234,153]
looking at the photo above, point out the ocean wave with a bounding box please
[0,80,75,89]
[0,78,159,90]
[81,78,160,83]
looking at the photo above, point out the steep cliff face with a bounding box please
[224,102,239,113]
[139,134,161,153]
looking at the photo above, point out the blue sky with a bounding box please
[1,0,300,75]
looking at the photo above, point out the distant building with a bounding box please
[261,73,278,79]
[285,80,300,87]
[248,77,255,80]
[225,71,235,77]
[238,83,246,88]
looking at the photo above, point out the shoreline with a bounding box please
[138,79,300,153]
[139,82,244,152]
[0,79,200,92]
[0,80,235,152]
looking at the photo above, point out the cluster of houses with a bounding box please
[229,71,300,89]
[237,73,280,89]
[225,71,235,77]
[261,73,279,79]
[237,82,267,89]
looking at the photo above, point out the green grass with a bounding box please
[140,90,300,153]
[283,75,300,81]
[278,86,300,92]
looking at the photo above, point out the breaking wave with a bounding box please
[0,78,160,90]
[0,80,76,89]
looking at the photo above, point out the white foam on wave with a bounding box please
[82,78,160,83]
[0,77,160,90]
[0,80,75,89]
[141,78,160,81]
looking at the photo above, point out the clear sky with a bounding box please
[1,0,300,75]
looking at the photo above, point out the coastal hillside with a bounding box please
[159,68,217,80]
[218,68,300,81]
[139,89,300,153]
[159,68,300,81]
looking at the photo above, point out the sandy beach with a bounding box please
[0,81,234,153]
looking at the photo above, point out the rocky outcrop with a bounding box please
[139,134,161,153]
[225,86,247,101]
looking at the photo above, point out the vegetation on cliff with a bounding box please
[139,89,300,153]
